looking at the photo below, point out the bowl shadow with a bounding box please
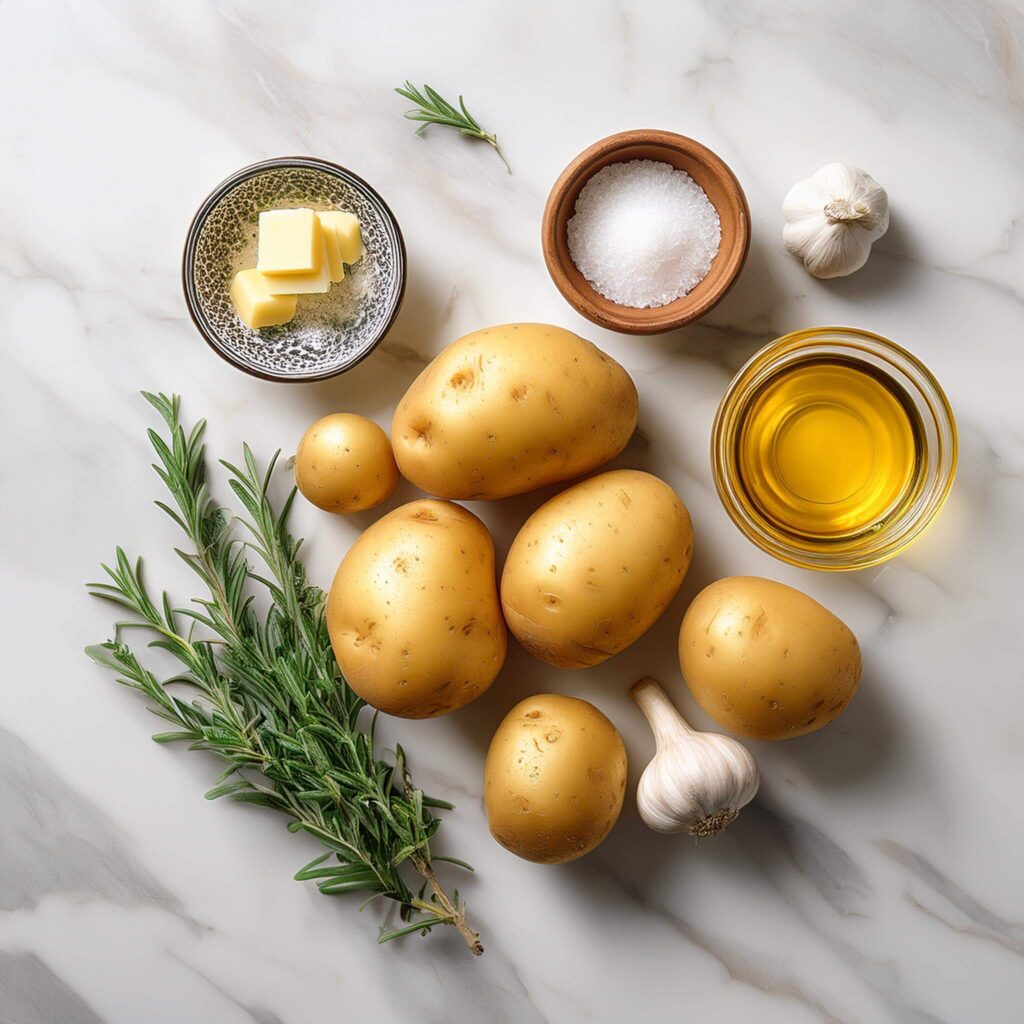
[637,233,790,375]
[266,265,441,424]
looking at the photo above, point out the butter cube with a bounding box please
[316,212,346,283]
[318,210,363,265]
[260,235,332,294]
[230,269,297,329]
[257,208,322,275]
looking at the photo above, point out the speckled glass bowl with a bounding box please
[183,157,406,382]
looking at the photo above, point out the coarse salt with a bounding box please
[566,159,722,309]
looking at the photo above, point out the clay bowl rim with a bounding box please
[541,130,751,335]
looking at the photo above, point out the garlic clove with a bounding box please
[781,175,831,222]
[630,677,759,837]
[789,219,873,279]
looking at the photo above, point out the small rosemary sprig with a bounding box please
[86,393,483,955]
[395,81,510,173]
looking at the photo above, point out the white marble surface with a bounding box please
[3,1,1024,1021]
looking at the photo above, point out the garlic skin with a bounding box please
[783,163,889,279]
[629,678,759,836]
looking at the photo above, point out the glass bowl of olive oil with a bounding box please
[712,327,957,571]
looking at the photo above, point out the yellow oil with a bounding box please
[735,358,923,540]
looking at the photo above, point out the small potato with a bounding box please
[295,413,399,513]
[501,470,693,668]
[392,324,638,500]
[484,694,627,864]
[679,577,861,740]
[326,499,506,717]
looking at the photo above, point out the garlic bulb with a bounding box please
[782,163,889,279]
[629,677,759,836]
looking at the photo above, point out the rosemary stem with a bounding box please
[489,139,512,175]
[396,81,509,175]
[412,854,483,956]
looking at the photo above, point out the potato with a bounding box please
[484,694,627,863]
[326,499,506,718]
[679,577,861,740]
[295,413,398,513]
[391,324,638,500]
[501,470,693,668]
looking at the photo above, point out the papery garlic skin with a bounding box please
[630,678,759,836]
[783,163,889,279]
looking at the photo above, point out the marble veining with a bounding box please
[2,1,1023,1022]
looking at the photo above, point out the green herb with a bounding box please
[395,81,510,173]
[86,393,483,955]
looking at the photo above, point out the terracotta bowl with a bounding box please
[542,130,751,335]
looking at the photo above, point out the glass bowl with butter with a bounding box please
[183,157,405,382]
[711,327,957,571]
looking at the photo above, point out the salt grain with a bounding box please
[567,159,722,309]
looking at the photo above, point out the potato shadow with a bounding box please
[533,761,757,927]
[448,505,905,911]
[439,480,587,757]
[622,598,905,796]
[536,649,906,919]
[761,651,905,791]
[443,474,723,764]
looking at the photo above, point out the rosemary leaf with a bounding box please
[395,81,510,174]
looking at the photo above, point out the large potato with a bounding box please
[501,470,693,668]
[679,577,861,740]
[326,499,506,718]
[392,324,638,500]
[484,694,627,863]
[294,413,398,513]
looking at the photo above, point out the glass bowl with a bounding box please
[711,327,957,571]
[183,157,406,382]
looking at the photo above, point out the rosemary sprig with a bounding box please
[395,81,510,174]
[86,393,483,955]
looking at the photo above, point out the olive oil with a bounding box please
[735,358,923,540]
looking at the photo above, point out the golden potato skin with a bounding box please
[501,470,693,668]
[484,694,627,864]
[391,324,639,500]
[679,577,861,740]
[295,413,399,513]
[326,499,506,718]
